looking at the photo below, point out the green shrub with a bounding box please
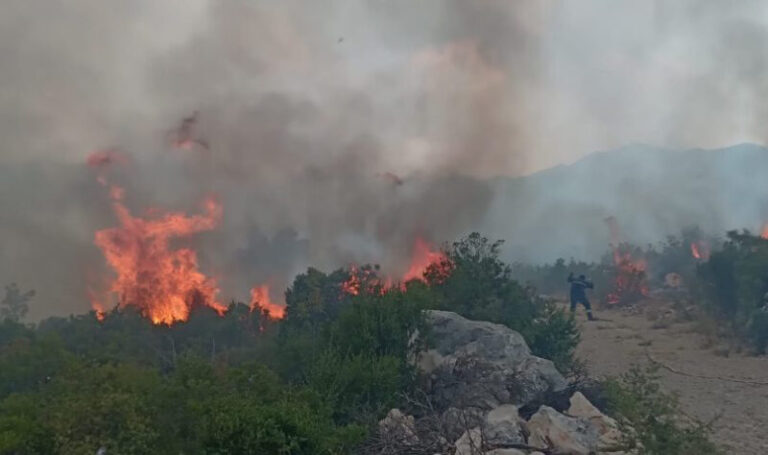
[426,233,580,371]
[603,365,720,454]
[696,230,768,351]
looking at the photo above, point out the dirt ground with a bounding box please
[574,301,768,455]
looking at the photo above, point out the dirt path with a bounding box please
[575,302,768,455]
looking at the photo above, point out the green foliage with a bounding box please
[525,301,581,372]
[426,233,580,371]
[0,354,363,454]
[305,350,403,424]
[0,284,34,323]
[696,230,768,351]
[603,365,720,455]
[279,269,431,424]
[0,233,589,453]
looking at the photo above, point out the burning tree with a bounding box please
[91,187,226,325]
[605,243,648,305]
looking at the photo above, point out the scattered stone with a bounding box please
[482,449,526,455]
[567,391,623,450]
[378,408,419,446]
[527,405,599,455]
[483,404,525,446]
[441,407,486,441]
[454,427,483,455]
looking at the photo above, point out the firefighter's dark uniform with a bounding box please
[568,273,595,320]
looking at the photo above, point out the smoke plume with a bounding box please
[2,1,768,318]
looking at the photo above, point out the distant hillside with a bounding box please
[482,143,768,263]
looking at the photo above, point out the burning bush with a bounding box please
[605,242,649,305]
[0,232,584,453]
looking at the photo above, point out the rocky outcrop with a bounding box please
[377,408,419,447]
[527,405,599,454]
[418,310,567,410]
[454,427,482,455]
[372,311,630,455]
[567,391,623,451]
[483,405,526,447]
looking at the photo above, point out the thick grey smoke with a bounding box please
[2,1,768,318]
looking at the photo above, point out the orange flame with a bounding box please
[249,284,285,319]
[691,242,701,259]
[92,184,225,325]
[761,223,768,239]
[606,251,648,305]
[340,237,450,296]
[690,241,710,260]
[403,237,448,283]
[604,218,648,305]
[341,265,362,296]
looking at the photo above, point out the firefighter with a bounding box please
[568,272,595,321]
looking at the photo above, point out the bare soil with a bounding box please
[575,300,768,455]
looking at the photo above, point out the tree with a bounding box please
[0,283,34,323]
[427,233,580,371]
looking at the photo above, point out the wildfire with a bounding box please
[604,217,649,305]
[606,251,648,305]
[341,265,391,296]
[92,181,226,325]
[403,237,448,283]
[249,284,285,319]
[761,223,768,239]
[690,241,710,261]
[341,237,450,296]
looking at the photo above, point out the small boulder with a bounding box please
[441,407,486,441]
[420,311,567,410]
[455,427,483,455]
[483,405,525,447]
[567,391,623,450]
[378,408,418,446]
[527,405,599,455]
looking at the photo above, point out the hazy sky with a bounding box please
[4,0,768,174]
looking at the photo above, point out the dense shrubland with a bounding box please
[695,230,768,353]
[0,233,718,453]
[512,227,768,354]
[602,366,721,454]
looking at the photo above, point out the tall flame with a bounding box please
[402,237,448,283]
[92,185,226,325]
[249,284,285,319]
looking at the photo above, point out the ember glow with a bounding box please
[606,250,648,305]
[690,241,710,261]
[761,223,768,239]
[249,284,285,319]
[86,148,127,169]
[604,217,648,305]
[92,183,226,325]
